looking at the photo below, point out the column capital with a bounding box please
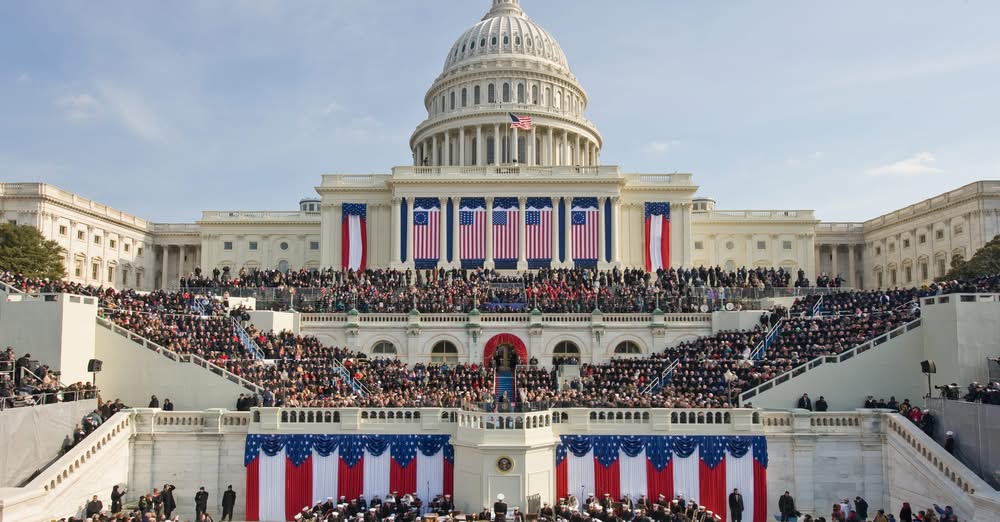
[518,196,528,205]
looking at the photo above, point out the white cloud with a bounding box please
[95,82,171,144]
[646,139,681,153]
[56,93,102,121]
[785,151,823,166]
[866,152,943,177]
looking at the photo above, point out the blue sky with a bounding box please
[2,0,998,223]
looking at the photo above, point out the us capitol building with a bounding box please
[3,0,1000,292]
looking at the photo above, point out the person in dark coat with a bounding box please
[797,394,813,411]
[148,395,159,408]
[854,496,868,520]
[494,494,508,522]
[163,399,174,411]
[728,488,744,522]
[162,484,177,518]
[221,485,236,521]
[778,491,796,522]
[111,485,127,513]
[85,495,103,517]
[195,486,209,519]
[900,501,913,522]
[815,396,829,412]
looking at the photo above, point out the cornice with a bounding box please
[23,195,155,236]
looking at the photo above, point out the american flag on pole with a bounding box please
[526,197,553,264]
[492,197,519,263]
[509,113,533,130]
[413,198,441,264]
[459,197,486,265]
[571,197,599,262]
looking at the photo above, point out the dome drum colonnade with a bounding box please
[410,0,602,168]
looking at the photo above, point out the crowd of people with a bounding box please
[0,347,97,409]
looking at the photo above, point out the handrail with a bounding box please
[232,318,265,360]
[0,389,96,410]
[642,358,680,394]
[810,296,824,316]
[739,317,923,404]
[0,279,25,294]
[24,411,132,496]
[331,357,369,396]
[748,319,783,361]
[95,316,264,395]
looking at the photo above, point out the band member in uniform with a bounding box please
[493,494,508,522]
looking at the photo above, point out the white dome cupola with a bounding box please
[410,0,602,168]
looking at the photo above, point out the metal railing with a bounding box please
[231,318,265,360]
[748,319,784,361]
[0,389,96,410]
[642,358,680,394]
[810,296,824,316]
[331,357,369,397]
[739,318,923,404]
[95,316,263,395]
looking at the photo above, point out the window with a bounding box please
[937,259,946,277]
[954,224,963,235]
[224,241,233,251]
[491,36,497,46]
[109,239,117,249]
[875,246,881,256]
[888,243,895,253]
[136,273,142,288]
[919,234,926,244]
[280,242,289,251]
[474,86,481,105]
[74,259,83,278]
[461,88,467,107]
[77,230,85,240]
[725,241,735,250]
[614,341,642,354]
[470,40,475,50]
[59,225,67,236]
[371,341,397,355]
[430,341,459,364]
[514,36,521,46]
[310,241,320,250]
[503,35,509,45]
[450,91,455,110]
[517,83,525,104]
[107,266,116,283]
[92,262,100,280]
[920,263,928,280]
[488,84,496,104]
[137,247,143,256]
[782,240,793,250]
[904,266,912,283]
[756,241,767,250]
[890,269,897,286]
[502,83,510,103]
[903,239,910,248]
[249,241,258,250]
[441,95,445,113]
[553,341,580,356]
[936,229,944,240]
[532,85,539,104]
[877,272,883,288]
[481,38,487,48]
[694,241,703,250]
[124,243,130,252]
[94,235,102,245]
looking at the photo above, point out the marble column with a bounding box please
[484,196,495,269]
[564,197,573,266]
[530,127,537,166]
[517,196,528,270]
[459,127,466,167]
[160,245,170,289]
[406,196,415,267]
[831,245,839,278]
[391,198,401,266]
[512,127,519,164]
[815,245,822,276]
[597,196,607,267]
[493,124,500,165]
[439,197,449,267]
[432,135,439,166]
[476,126,483,166]
[444,132,451,167]
[847,244,856,287]
[547,127,554,166]
[574,135,581,165]
[331,202,344,269]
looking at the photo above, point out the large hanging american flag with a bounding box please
[571,197,599,263]
[644,202,670,272]
[245,434,454,522]
[342,203,367,271]
[459,197,486,266]
[525,197,553,266]
[413,198,441,265]
[509,113,533,130]
[492,198,519,266]
[556,435,768,522]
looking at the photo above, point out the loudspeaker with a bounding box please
[87,359,103,373]
[921,360,937,374]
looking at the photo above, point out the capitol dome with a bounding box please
[442,0,571,76]
[410,0,602,169]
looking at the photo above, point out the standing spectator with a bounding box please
[111,484,127,513]
[85,494,103,517]
[854,496,868,520]
[815,396,829,412]
[148,395,159,408]
[163,398,174,411]
[944,431,955,454]
[222,485,237,521]
[162,484,177,518]
[728,488,744,522]
[195,486,210,519]
[900,502,913,522]
[778,491,796,522]
[873,509,889,522]
[797,393,813,411]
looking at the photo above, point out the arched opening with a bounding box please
[277,260,289,273]
[371,341,397,356]
[483,333,528,369]
[517,83,525,104]
[474,85,481,105]
[461,88,467,107]
[553,340,580,365]
[614,341,642,354]
[502,83,511,103]
[430,341,459,364]
[488,84,496,104]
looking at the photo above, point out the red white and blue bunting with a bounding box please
[555,435,767,522]
[244,435,454,522]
